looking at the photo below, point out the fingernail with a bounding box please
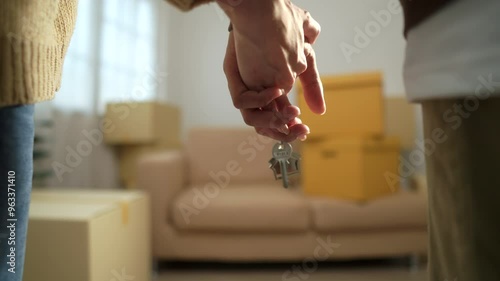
[278,124,290,135]
[280,89,285,96]
[298,134,307,141]
[320,107,327,115]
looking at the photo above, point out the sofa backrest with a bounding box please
[186,128,280,185]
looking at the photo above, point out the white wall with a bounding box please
[161,0,407,138]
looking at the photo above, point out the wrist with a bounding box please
[220,0,291,46]
[217,0,267,19]
[218,0,283,26]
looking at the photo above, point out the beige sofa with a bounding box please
[137,128,427,262]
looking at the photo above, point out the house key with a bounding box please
[269,141,301,188]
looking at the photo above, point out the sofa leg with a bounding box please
[152,258,160,280]
[409,253,425,272]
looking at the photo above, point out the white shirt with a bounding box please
[404,0,500,101]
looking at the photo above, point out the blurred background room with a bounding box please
[26,0,429,280]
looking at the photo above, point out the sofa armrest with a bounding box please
[137,150,187,229]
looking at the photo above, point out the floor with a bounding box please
[157,259,428,281]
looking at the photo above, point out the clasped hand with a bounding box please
[219,0,325,142]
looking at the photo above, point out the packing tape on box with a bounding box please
[120,201,129,225]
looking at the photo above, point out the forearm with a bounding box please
[166,0,214,11]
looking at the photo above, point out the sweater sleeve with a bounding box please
[166,0,215,11]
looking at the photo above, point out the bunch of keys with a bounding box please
[269,141,301,188]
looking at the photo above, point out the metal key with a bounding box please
[269,141,301,188]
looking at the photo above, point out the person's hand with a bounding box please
[224,32,310,142]
[219,0,325,141]
[218,0,325,104]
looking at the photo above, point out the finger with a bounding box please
[288,117,302,127]
[260,98,299,135]
[255,128,290,142]
[224,33,283,109]
[262,95,301,122]
[234,87,283,109]
[303,11,321,44]
[288,120,309,137]
[274,68,296,94]
[274,96,301,122]
[299,43,326,115]
[261,97,301,133]
[274,94,292,110]
[255,124,310,142]
[240,108,285,129]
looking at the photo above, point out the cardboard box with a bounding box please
[104,102,180,145]
[118,142,182,189]
[24,189,151,281]
[385,97,418,149]
[301,137,400,201]
[298,72,384,139]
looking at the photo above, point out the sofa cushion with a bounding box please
[186,128,298,185]
[310,191,427,232]
[171,184,310,232]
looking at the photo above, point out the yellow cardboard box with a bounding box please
[302,137,400,201]
[24,189,151,281]
[104,102,180,145]
[298,72,384,138]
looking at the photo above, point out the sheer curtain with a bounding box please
[34,0,168,188]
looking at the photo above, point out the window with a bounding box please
[54,0,159,114]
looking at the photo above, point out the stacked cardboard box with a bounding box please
[104,102,181,189]
[298,72,401,201]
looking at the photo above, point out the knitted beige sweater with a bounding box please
[0,0,213,107]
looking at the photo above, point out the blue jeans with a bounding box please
[0,105,34,281]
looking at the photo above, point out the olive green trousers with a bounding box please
[422,97,500,281]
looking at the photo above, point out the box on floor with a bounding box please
[24,189,151,281]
